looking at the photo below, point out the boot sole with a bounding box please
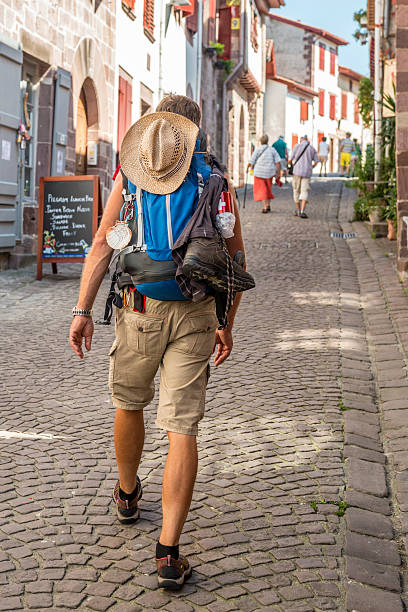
[158,567,192,591]
[182,259,255,293]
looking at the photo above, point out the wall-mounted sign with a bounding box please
[36,175,100,280]
[87,142,98,166]
[231,17,240,29]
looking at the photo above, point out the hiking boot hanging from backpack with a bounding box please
[182,235,255,294]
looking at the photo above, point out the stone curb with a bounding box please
[336,183,406,611]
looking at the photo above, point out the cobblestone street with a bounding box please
[1,178,408,611]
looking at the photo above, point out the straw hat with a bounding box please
[120,111,199,195]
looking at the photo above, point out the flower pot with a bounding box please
[387,219,396,240]
[369,208,381,224]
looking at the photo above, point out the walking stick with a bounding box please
[243,168,249,209]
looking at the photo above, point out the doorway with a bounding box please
[329,137,334,173]
[238,106,245,187]
[75,90,87,174]
[75,78,99,175]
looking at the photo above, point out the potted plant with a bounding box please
[205,41,225,58]
[215,58,234,75]
[383,184,397,240]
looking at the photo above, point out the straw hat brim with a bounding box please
[120,112,199,195]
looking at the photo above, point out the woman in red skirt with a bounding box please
[247,134,282,213]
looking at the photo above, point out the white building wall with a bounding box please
[115,0,161,134]
[161,16,188,97]
[264,81,286,141]
[285,94,313,155]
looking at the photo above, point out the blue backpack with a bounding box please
[117,141,211,300]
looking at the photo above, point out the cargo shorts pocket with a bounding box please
[108,339,118,391]
[125,313,163,357]
[185,312,218,357]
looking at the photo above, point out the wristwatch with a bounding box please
[72,307,93,317]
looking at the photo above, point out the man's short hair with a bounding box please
[279,135,285,139]
[346,132,351,137]
[301,135,308,141]
[156,94,201,127]
[260,134,269,145]
[322,136,327,142]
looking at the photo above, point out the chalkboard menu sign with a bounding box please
[36,176,100,280]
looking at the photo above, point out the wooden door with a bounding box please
[75,92,87,175]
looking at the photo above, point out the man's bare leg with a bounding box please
[160,432,198,546]
[300,200,307,213]
[114,408,145,493]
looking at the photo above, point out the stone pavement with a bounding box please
[0,178,407,611]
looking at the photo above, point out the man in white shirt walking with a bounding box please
[318,137,329,177]
[289,135,319,218]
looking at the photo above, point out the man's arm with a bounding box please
[213,178,246,366]
[69,174,124,358]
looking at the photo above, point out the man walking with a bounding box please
[340,132,355,177]
[318,136,329,177]
[272,134,289,183]
[69,95,245,590]
[289,135,319,218]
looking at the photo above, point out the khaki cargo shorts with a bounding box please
[109,292,218,436]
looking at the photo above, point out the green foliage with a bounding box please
[358,78,374,128]
[209,41,225,56]
[339,400,349,412]
[310,498,349,517]
[353,9,369,45]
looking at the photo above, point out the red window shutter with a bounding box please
[122,0,135,9]
[341,93,347,119]
[318,90,324,116]
[144,0,155,38]
[300,100,308,122]
[209,0,216,19]
[330,50,336,75]
[354,98,360,124]
[292,134,299,150]
[318,132,324,145]
[329,95,336,120]
[319,45,325,71]
[117,76,132,151]
[186,0,197,32]
[218,7,231,59]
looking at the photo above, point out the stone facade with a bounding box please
[0,0,115,267]
[396,0,408,276]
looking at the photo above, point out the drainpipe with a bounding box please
[221,0,246,165]
[374,0,383,182]
[195,0,202,103]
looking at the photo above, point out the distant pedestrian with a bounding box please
[350,138,361,176]
[272,135,289,183]
[318,136,329,177]
[289,135,319,218]
[247,134,281,214]
[340,132,355,177]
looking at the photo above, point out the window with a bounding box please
[143,0,155,41]
[218,6,232,59]
[186,0,198,33]
[330,49,336,75]
[354,98,360,124]
[319,44,325,71]
[300,100,308,122]
[292,134,299,150]
[117,73,132,152]
[329,94,336,120]
[318,90,325,116]
[349,79,353,92]
[341,93,347,119]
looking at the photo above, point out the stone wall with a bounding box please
[396,0,408,276]
[0,0,116,267]
[266,20,310,86]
